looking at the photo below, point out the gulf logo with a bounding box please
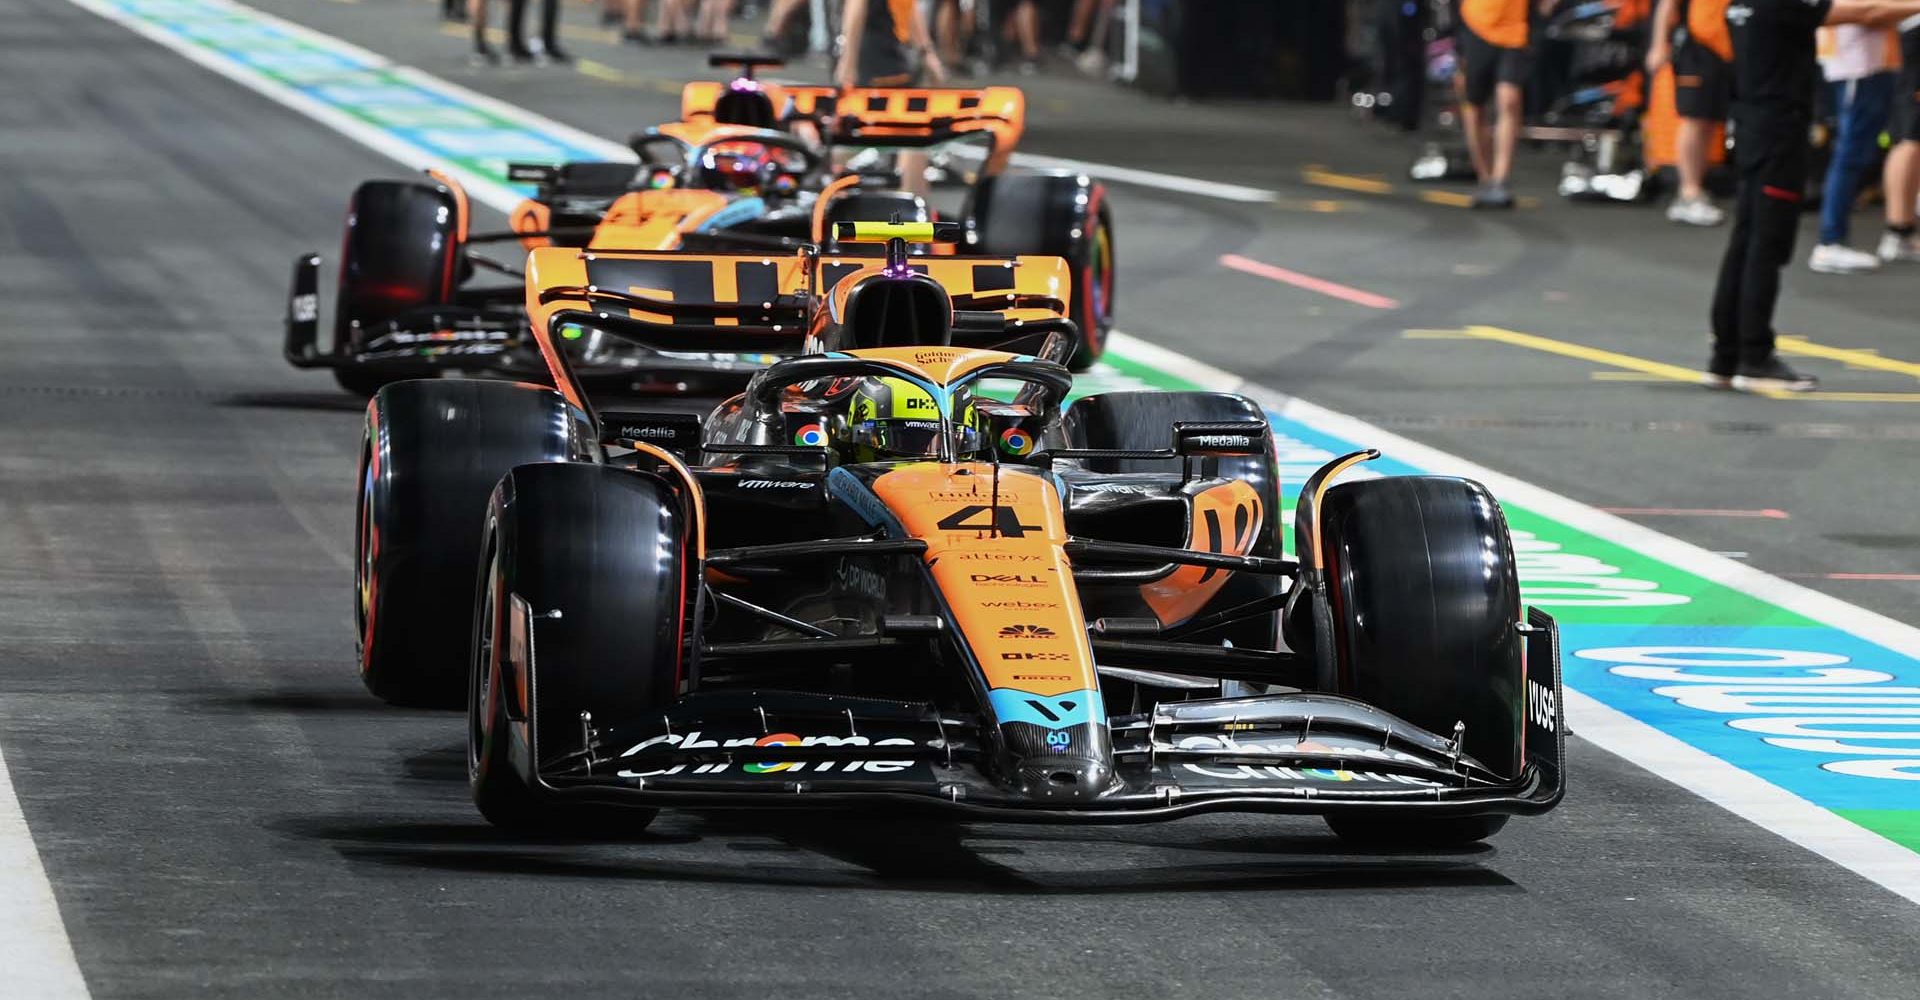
[794,423,826,447]
[743,733,804,774]
[998,427,1034,456]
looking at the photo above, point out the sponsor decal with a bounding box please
[1078,482,1153,495]
[835,559,886,599]
[289,293,319,323]
[614,424,681,440]
[913,349,962,365]
[981,600,1058,610]
[998,624,1057,639]
[739,480,816,489]
[987,687,1103,729]
[1181,762,1440,786]
[998,427,1035,456]
[1172,734,1430,766]
[929,490,1022,502]
[1527,679,1557,733]
[793,423,826,447]
[1186,434,1255,449]
[1000,651,1070,662]
[1045,731,1074,753]
[1011,673,1072,682]
[615,730,920,778]
[955,551,1043,562]
[971,573,1047,587]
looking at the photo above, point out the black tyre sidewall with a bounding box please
[1320,476,1524,778]
[357,379,581,707]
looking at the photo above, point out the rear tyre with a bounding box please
[1325,813,1508,847]
[970,173,1114,371]
[468,463,685,832]
[1317,476,1524,778]
[1063,391,1280,652]
[357,379,583,707]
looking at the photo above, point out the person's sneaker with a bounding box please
[1666,196,1725,226]
[468,44,500,67]
[1731,356,1818,393]
[1701,367,1736,390]
[1879,231,1920,262]
[1471,181,1514,209]
[1017,60,1039,76]
[1075,48,1108,76]
[1808,243,1883,274]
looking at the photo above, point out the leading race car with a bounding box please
[284,57,1114,396]
[355,233,1565,846]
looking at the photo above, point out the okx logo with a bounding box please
[999,624,1056,639]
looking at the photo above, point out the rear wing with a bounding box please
[679,82,1026,176]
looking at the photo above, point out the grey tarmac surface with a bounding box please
[2,0,1919,997]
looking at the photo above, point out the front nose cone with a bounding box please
[1011,757,1114,802]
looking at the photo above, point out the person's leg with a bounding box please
[504,0,534,57]
[538,0,568,58]
[1738,161,1810,370]
[470,0,495,58]
[1818,75,1894,247]
[1013,1,1040,62]
[1709,174,1755,378]
[1492,80,1522,185]
[1889,142,1920,228]
[1675,117,1711,202]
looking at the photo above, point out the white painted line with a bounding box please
[1111,331,1920,906]
[945,146,1279,204]
[0,751,90,999]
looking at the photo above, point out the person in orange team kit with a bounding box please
[1455,0,1536,208]
[1647,0,1734,225]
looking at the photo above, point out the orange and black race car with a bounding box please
[348,230,1565,846]
[283,57,1115,394]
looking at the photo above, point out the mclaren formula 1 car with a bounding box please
[284,57,1114,394]
[354,227,1565,846]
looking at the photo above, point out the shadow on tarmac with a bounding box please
[220,390,368,413]
[281,808,1511,897]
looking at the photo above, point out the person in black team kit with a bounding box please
[1710,0,1920,392]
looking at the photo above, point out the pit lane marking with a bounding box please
[1777,335,1920,381]
[1218,253,1401,310]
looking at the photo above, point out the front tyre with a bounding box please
[468,463,687,832]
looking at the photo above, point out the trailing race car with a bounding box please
[354,228,1565,846]
[284,57,1114,393]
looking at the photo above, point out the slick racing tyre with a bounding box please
[333,180,465,396]
[1314,475,1523,847]
[969,173,1114,372]
[1063,391,1282,654]
[357,379,584,708]
[469,463,688,832]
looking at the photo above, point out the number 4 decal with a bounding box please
[936,505,1040,537]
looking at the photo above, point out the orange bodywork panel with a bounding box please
[511,199,552,252]
[588,189,730,251]
[869,465,1095,699]
[834,86,1025,175]
[1139,481,1265,627]
[820,255,1071,321]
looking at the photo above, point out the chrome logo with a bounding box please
[998,427,1033,456]
[793,423,826,447]
[743,732,803,774]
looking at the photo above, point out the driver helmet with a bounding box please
[699,141,774,193]
[843,377,982,462]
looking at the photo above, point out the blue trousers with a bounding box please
[1820,72,1897,245]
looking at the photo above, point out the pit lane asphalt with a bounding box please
[5,0,1920,997]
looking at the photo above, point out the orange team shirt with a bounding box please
[1687,0,1733,62]
[1461,0,1531,50]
